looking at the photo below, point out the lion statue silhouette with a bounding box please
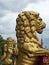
[15,11,49,65]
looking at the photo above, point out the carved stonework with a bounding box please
[1,37,17,65]
[15,11,49,65]
[1,11,49,65]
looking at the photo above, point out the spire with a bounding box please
[41,38,43,48]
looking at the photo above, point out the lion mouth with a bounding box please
[37,28,43,34]
[41,27,43,29]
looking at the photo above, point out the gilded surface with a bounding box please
[15,11,49,65]
[1,37,17,65]
[1,11,49,65]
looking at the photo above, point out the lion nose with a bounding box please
[41,22,46,29]
[43,22,46,28]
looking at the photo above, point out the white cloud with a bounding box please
[0,0,37,12]
[0,10,18,40]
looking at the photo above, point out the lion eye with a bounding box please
[38,17,42,21]
[39,19,42,21]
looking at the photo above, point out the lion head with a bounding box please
[30,15,46,34]
[16,11,46,39]
[21,11,46,34]
[7,37,16,47]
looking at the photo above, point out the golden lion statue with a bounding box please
[1,37,17,65]
[1,11,49,65]
[15,11,49,65]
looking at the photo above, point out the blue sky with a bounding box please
[0,0,49,48]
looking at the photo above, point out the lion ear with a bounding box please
[31,26,36,33]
